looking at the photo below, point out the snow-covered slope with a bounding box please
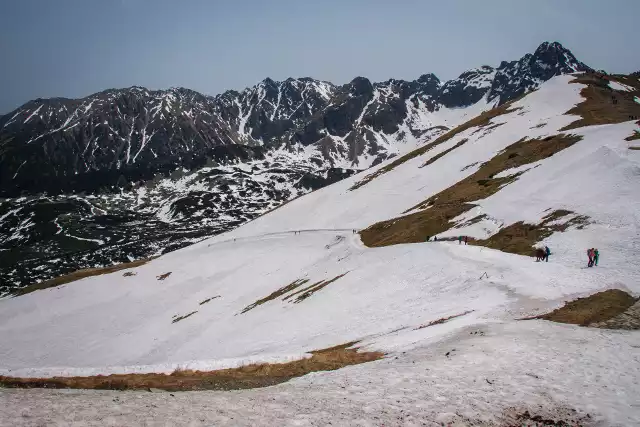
[1,73,640,424]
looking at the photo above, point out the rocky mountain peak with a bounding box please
[348,77,374,96]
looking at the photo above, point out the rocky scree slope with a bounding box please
[0,41,591,294]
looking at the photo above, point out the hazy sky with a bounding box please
[1,0,639,113]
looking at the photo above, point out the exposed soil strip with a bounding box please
[199,296,221,305]
[172,311,198,324]
[414,310,473,330]
[241,279,310,313]
[419,139,468,168]
[284,273,349,303]
[0,342,384,392]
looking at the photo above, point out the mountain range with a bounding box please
[0,41,593,294]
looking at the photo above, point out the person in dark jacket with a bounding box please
[464,236,468,245]
[587,248,594,267]
[544,246,550,262]
[458,236,462,245]
[594,248,599,266]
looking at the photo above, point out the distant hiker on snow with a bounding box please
[464,236,468,245]
[587,248,599,267]
[544,246,550,262]
[426,236,430,242]
[434,235,438,241]
[458,236,463,245]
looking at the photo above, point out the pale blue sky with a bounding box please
[1,0,639,113]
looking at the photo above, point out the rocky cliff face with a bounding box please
[0,41,592,295]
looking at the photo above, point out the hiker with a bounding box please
[594,248,599,266]
[464,236,468,245]
[458,236,462,245]
[544,246,550,262]
[426,235,430,242]
[434,235,438,241]
[587,248,593,267]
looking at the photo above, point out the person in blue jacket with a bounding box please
[544,246,550,262]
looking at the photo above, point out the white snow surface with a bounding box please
[1,74,640,425]
[608,80,635,92]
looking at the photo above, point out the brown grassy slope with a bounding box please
[0,342,384,392]
[12,258,153,297]
[471,210,589,256]
[537,289,638,326]
[561,73,640,132]
[360,134,581,248]
[349,102,521,190]
[241,278,310,313]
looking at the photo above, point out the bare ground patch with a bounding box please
[419,139,468,168]
[0,342,384,392]
[283,273,349,303]
[350,102,521,190]
[414,310,473,330]
[241,278,310,313]
[534,289,638,327]
[498,406,596,427]
[199,296,221,305]
[156,272,172,281]
[470,209,590,256]
[243,274,348,313]
[11,258,153,297]
[561,73,640,132]
[172,311,198,324]
[360,134,581,248]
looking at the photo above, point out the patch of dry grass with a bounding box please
[419,139,468,168]
[350,102,521,190]
[241,278,309,313]
[629,145,640,149]
[199,296,220,305]
[536,289,638,326]
[156,272,172,281]
[172,311,198,324]
[414,310,473,330]
[561,73,640,131]
[283,273,349,303]
[0,342,384,391]
[471,210,590,256]
[12,258,153,297]
[360,134,581,248]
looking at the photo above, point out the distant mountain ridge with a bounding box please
[0,41,590,197]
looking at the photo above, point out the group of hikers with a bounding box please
[587,248,600,267]
[534,245,601,266]
[534,246,551,262]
